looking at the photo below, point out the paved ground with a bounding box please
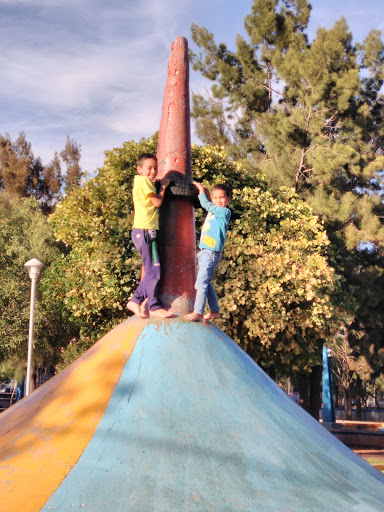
[353,449,384,472]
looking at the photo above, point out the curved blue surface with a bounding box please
[42,319,384,511]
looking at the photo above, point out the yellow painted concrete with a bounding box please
[0,316,146,512]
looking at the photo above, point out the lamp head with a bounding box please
[24,258,44,279]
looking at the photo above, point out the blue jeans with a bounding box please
[194,249,222,315]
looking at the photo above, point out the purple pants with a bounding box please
[131,228,162,311]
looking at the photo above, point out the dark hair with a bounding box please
[137,153,157,167]
[212,183,231,197]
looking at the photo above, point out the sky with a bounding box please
[1,0,383,175]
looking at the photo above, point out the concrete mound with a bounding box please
[1,317,384,511]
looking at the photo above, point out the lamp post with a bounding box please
[24,258,44,396]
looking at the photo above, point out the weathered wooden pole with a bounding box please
[156,36,196,314]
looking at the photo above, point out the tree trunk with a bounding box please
[335,385,340,408]
[356,397,362,421]
[309,365,322,421]
[297,373,309,412]
[343,387,353,420]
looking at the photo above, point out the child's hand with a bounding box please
[150,178,170,207]
[160,178,170,189]
[203,186,211,201]
[193,181,205,194]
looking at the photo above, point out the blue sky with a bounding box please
[0,0,383,175]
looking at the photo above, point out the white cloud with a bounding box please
[0,0,201,172]
[0,0,382,175]
[1,41,164,109]
[0,0,64,4]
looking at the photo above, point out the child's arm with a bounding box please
[194,181,212,202]
[194,182,228,217]
[194,181,205,196]
[149,178,170,207]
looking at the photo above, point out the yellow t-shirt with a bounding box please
[132,175,159,229]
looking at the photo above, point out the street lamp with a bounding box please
[24,258,44,396]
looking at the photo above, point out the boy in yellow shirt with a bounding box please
[126,153,173,318]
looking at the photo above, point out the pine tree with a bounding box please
[190,0,311,156]
[190,0,384,417]
[0,132,65,212]
[0,196,66,379]
[0,133,34,198]
[41,152,63,213]
[191,2,384,247]
[60,136,82,189]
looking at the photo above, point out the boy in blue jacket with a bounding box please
[185,182,231,322]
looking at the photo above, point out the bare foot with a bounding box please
[184,311,203,322]
[126,301,145,318]
[203,312,220,320]
[141,298,149,318]
[149,308,174,318]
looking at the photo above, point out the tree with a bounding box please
[0,131,62,212]
[45,138,344,376]
[43,137,157,347]
[42,152,63,212]
[0,195,68,383]
[0,132,35,198]
[0,132,83,212]
[191,2,384,246]
[60,136,82,189]
[190,0,311,155]
[330,331,373,420]
[190,0,384,405]
[192,145,347,378]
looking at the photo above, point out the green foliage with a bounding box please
[190,1,384,250]
[43,137,159,361]
[190,0,310,155]
[0,195,65,375]
[0,132,83,213]
[0,132,62,213]
[46,140,345,374]
[190,0,384,384]
[193,145,346,373]
[60,136,82,190]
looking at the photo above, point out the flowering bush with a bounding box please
[43,138,347,374]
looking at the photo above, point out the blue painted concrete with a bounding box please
[42,319,384,511]
[322,346,336,423]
